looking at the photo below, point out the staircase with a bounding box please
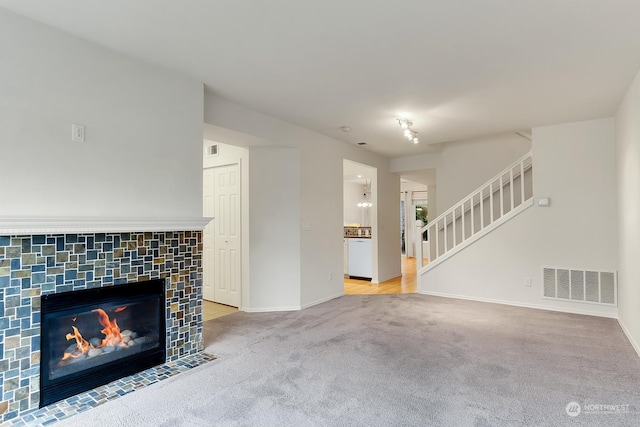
[416,152,534,273]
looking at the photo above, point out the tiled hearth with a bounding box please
[0,226,207,424]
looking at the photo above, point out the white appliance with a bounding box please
[348,238,372,279]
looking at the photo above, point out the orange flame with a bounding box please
[63,326,91,360]
[92,308,126,348]
[61,307,129,362]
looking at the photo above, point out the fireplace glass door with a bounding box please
[40,279,166,407]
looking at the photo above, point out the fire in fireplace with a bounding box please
[40,279,166,407]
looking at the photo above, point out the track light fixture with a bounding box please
[397,118,419,144]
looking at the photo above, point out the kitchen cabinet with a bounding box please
[347,238,372,279]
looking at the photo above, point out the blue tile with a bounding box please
[65,270,77,281]
[55,275,64,285]
[5,327,20,337]
[20,367,38,378]
[56,285,72,293]
[31,312,40,325]
[66,234,78,243]
[4,368,18,378]
[31,337,39,351]
[86,250,98,261]
[31,264,45,272]
[32,235,46,245]
[56,237,64,252]
[21,318,31,330]
[11,259,20,270]
[16,307,30,319]
[31,273,45,285]
[103,243,113,252]
[0,276,8,288]
[0,318,8,328]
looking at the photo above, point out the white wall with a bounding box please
[249,146,301,310]
[616,68,640,354]
[204,94,401,310]
[344,182,365,225]
[0,9,203,218]
[391,133,531,217]
[436,134,531,213]
[421,118,619,318]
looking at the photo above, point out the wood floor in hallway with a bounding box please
[344,256,421,294]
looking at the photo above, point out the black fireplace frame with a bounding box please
[39,279,166,407]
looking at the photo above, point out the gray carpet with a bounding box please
[56,294,640,426]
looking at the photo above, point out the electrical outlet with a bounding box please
[72,124,85,142]
[524,277,532,287]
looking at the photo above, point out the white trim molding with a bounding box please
[0,217,213,235]
[420,290,619,319]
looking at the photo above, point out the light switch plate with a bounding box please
[538,197,550,207]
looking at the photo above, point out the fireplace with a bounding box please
[40,279,166,407]
[0,229,206,423]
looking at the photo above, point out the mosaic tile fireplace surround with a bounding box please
[0,228,205,423]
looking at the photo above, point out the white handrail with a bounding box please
[419,151,533,269]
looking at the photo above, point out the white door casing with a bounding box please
[203,168,215,301]
[203,163,241,307]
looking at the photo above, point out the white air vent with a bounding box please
[543,267,617,306]
[207,144,219,156]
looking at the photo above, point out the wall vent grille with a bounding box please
[207,144,219,156]
[542,267,617,306]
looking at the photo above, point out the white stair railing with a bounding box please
[416,152,533,271]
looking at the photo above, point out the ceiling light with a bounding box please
[396,117,420,144]
[397,118,412,129]
[340,126,351,132]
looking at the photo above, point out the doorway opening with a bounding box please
[203,140,247,308]
[343,159,378,287]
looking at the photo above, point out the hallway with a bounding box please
[344,256,419,294]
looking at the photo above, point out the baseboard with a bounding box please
[241,292,345,313]
[242,305,301,313]
[420,290,618,319]
[301,292,345,309]
[617,317,640,359]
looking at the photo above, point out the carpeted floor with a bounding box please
[55,294,640,426]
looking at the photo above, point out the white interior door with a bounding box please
[203,163,241,307]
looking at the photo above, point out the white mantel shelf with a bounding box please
[0,217,214,235]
